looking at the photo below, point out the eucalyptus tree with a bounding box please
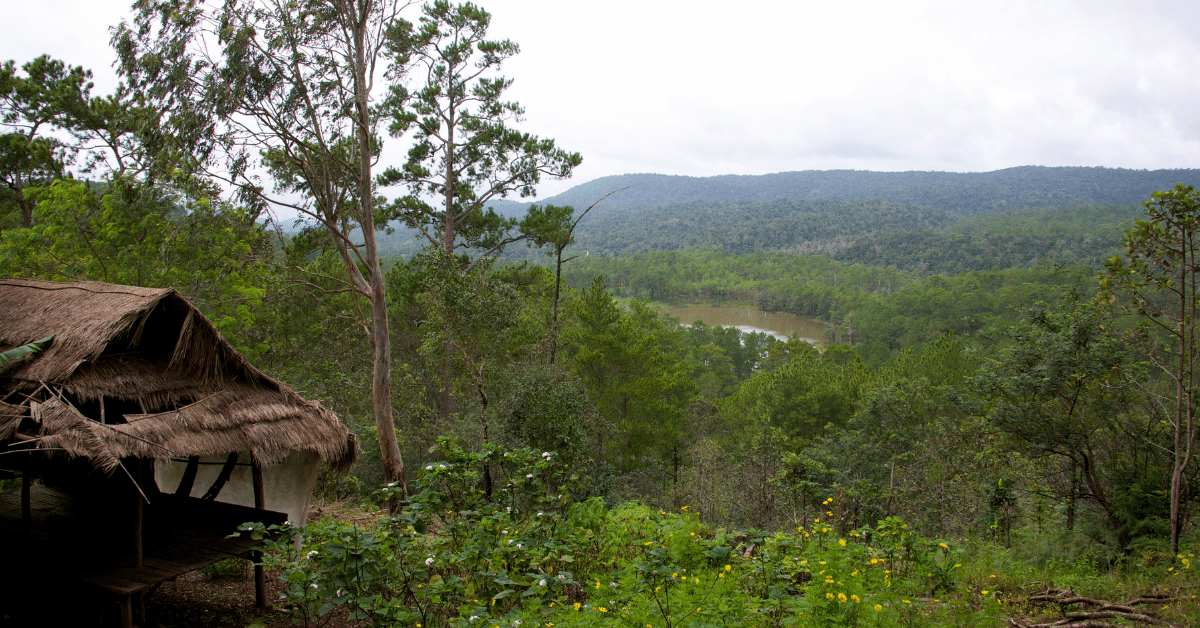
[1102,184,1200,556]
[113,0,415,493]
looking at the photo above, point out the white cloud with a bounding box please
[2,0,1196,200]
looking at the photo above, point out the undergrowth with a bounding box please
[236,440,1198,628]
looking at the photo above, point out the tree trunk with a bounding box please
[351,7,404,502]
[549,246,565,364]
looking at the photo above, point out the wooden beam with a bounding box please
[174,456,201,497]
[200,452,239,501]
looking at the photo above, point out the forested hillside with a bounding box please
[378,168,1194,273]
[490,166,1200,215]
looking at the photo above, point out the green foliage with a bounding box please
[250,460,1033,628]
[718,345,866,442]
[0,176,269,336]
[496,363,598,469]
[974,289,1164,550]
[835,204,1140,274]
[562,278,697,473]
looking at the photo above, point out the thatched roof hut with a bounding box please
[0,278,356,473]
[0,279,360,625]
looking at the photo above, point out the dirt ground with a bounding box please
[141,561,366,628]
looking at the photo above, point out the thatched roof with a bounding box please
[0,278,356,472]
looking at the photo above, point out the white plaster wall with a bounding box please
[154,450,322,526]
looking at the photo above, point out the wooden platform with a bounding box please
[0,483,287,624]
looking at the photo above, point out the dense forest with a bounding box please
[2,3,1200,627]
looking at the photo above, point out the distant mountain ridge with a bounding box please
[488,166,1200,217]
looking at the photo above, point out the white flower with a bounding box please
[506,506,512,513]
[425,465,433,471]
[336,589,343,597]
[610,582,617,587]
[310,583,318,589]
[284,520,291,526]
[516,543,522,549]
[537,512,544,517]
[469,615,479,621]
[306,550,318,559]
[526,473,534,478]
[438,464,446,469]
[425,557,435,566]
[507,539,513,545]
[539,579,547,586]
[542,451,551,458]
[513,621,521,626]
[557,574,566,580]
[501,529,508,534]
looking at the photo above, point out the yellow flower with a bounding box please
[725,565,732,571]
[939,542,948,548]
[839,539,847,547]
[694,577,699,584]
[851,594,861,603]
[826,593,835,600]
[982,590,989,595]
[574,603,581,611]
[718,573,724,578]
[838,593,848,603]
[874,604,882,612]
[851,570,859,576]
[903,600,911,604]
[599,607,608,613]
[870,558,879,564]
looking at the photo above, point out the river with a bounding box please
[653,305,828,344]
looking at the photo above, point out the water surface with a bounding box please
[655,305,827,344]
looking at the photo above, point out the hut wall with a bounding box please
[154,450,322,526]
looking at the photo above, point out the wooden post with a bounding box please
[120,595,133,628]
[251,457,267,608]
[134,465,144,569]
[21,452,31,536]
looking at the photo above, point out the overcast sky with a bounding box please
[4,0,1198,200]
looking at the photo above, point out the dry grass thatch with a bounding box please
[0,278,356,473]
